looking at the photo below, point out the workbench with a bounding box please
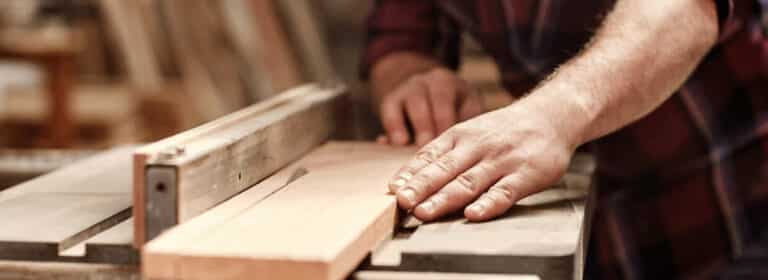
[0,84,594,280]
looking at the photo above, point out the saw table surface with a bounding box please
[0,143,592,280]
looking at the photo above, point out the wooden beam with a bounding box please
[0,147,134,263]
[143,142,416,280]
[133,83,345,246]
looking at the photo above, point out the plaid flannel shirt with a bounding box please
[362,1,768,279]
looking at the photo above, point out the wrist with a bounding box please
[507,85,597,151]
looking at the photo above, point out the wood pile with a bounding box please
[0,0,336,149]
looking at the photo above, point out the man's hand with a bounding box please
[371,53,483,147]
[388,103,575,222]
[386,0,719,222]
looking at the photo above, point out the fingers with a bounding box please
[394,145,480,209]
[412,162,502,221]
[424,78,457,134]
[464,172,539,222]
[380,97,410,145]
[405,92,436,146]
[376,135,390,145]
[388,138,454,193]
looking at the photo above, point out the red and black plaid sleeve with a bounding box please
[360,0,460,79]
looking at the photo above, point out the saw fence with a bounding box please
[0,83,594,280]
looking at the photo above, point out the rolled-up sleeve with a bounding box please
[714,0,758,41]
[360,0,459,79]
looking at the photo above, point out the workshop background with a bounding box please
[0,0,514,190]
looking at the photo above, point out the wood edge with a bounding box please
[0,260,138,279]
[142,249,328,280]
[330,200,398,280]
[59,207,133,254]
[134,83,329,158]
[133,152,148,248]
[154,85,345,166]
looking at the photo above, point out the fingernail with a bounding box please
[417,200,435,214]
[392,178,407,188]
[398,172,413,181]
[468,203,485,216]
[399,188,417,205]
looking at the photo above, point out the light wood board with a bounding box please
[143,142,416,280]
[0,147,135,263]
[133,84,345,246]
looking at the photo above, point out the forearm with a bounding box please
[516,0,719,148]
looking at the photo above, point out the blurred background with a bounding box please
[0,0,510,188]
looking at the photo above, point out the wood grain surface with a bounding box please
[143,142,416,280]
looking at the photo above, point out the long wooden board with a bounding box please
[0,260,137,280]
[133,83,345,246]
[143,142,416,280]
[0,147,135,263]
[61,219,138,265]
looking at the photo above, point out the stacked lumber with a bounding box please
[98,0,335,122]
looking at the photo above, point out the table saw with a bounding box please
[0,83,594,280]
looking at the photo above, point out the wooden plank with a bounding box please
[353,271,539,280]
[142,142,416,280]
[133,84,345,246]
[0,147,134,262]
[0,149,95,190]
[82,219,138,265]
[363,173,592,280]
[0,260,137,280]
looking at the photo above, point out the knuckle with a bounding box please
[410,175,434,191]
[454,173,478,194]
[416,150,437,164]
[433,156,457,173]
[488,184,519,202]
[429,192,448,205]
